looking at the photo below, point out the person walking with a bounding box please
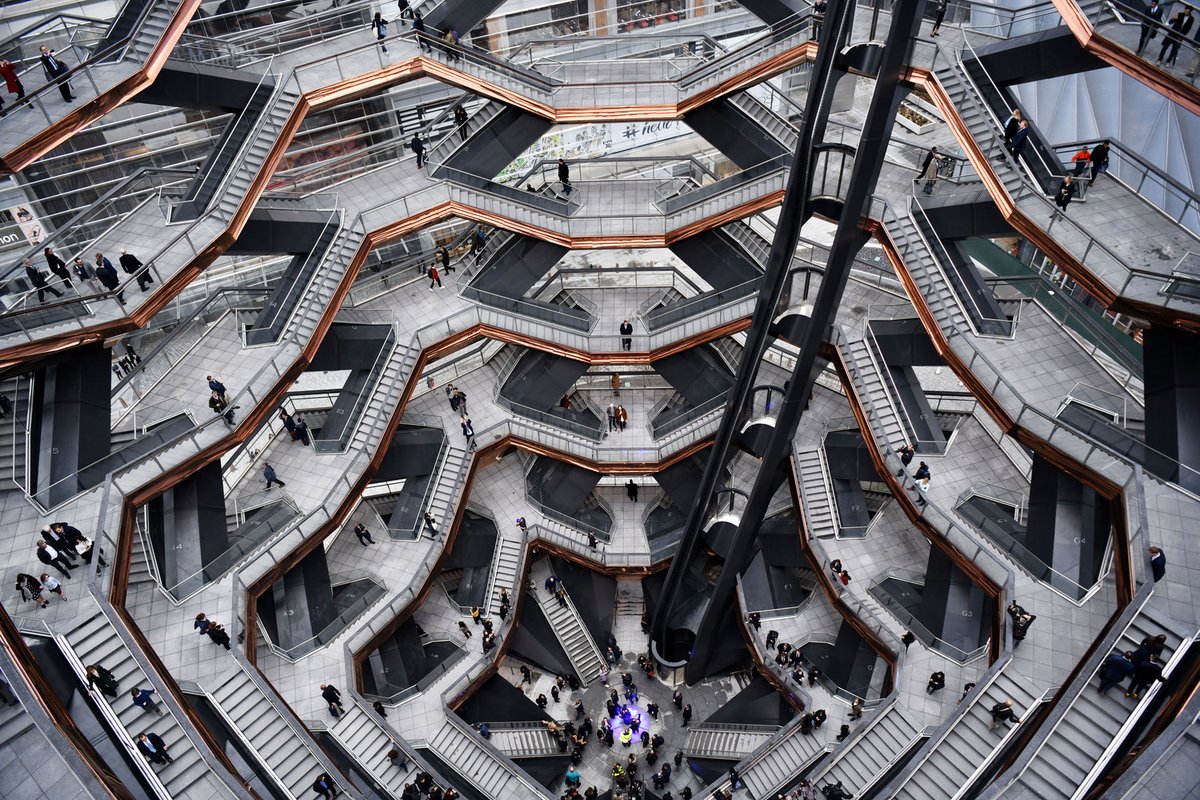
[438,246,453,274]
[311,773,338,799]
[428,263,442,288]
[919,153,939,195]
[321,684,345,716]
[354,522,375,545]
[682,703,692,726]
[616,404,627,431]
[37,540,73,578]
[558,158,571,193]
[131,687,165,716]
[39,46,74,102]
[811,0,827,38]
[137,732,173,765]
[1002,108,1022,146]
[39,574,66,603]
[916,476,931,506]
[913,461,930,482]
[86,664,119,697]
[119,248,153,291]
[371,11,389,52]
[1054,175,1077,214]
[930,0,948,35]
[15,573,47,608]
[460,415,475,449]
[611,372,621,397]
[410,133,425,168]
[71,256,99,293]
[927,671,946,694]
[1126,654,1165,699]
[208,375,228,403]
[1098,650,1135,693]
[23,258,63,303]
[44,247,72,290]
[1007,120,1032,165]
[1149,545,1166,581]
[1138,0,1164,55]
[1089,140,1110,183]
[423,511,438,537]
[0,59,25,106]
[626,479,638,502]
[263,463,286,489]
[206,619,232,650]
[412,10,430,51]
[294,416,310,445]
[454,104,468,142]
[620,319,633,350]
[988,699,1019,731]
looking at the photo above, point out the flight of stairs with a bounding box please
[488,723,562,758]
[212,86,303,220]
[527,560,605,685]
[1012,610,1192,799]
[64,608,224,797]
[485,532,523,618]
[794,446,838,538]
[427,718,546,800]
[0,377,28,485]
[893,669,1041,800]
[328,704,416,797]
[683,724,777,760]
[208,666,327,798]
[815,707,922,796]
[839,337,907,449]
[426,99,504,168]
[128,0,183,60]
[422,443,470,538]
[739,717,829,798]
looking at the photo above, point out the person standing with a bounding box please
[423,512,438,537]
[44,247,72,290]
[23,258,63,303]
[428,263,442,289]
[620,319,633,351]
[1054,175,1077,214]
[916,476,931,506]
[208,375,228,403]
[137,732,173,766]
[682,703,692,726]
[1002,108,1022,146]
[1007,120,1032,165]
[1149,545,1166,581]
[607,403,617,432]
[927,671,946,694]
[811,0,827,38]
[930,0,948,36]
[354,522,375,546]
[119,248,153,291]
[1070,144,1091,176]
[438,246,453,274]
[1138,0,1164,55]
[93,256,125,303]
[263,463,286,489]
[86,664,119,697]
[896,443,914,476]
[39,46,74,102]
[36,540,73,578]
[371,11,389,53]
[626,479,638,502]
[558,158,571,193]
[410,133,425,168]
[312,773,337,799]
[616,404,627,431]
[131,687,165,716]
[919,154,939,195]
[1158,8,1193,66]
[1089,140,1110,183]
[206,619,232,650]
[39,574,66,602]
[454,104,468,142]
[15,573,47,608]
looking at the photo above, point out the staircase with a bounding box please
[0,695,33,757]
[208,666,327,798]
[527,560,605,685]
[1011,610,1192,799]
[738,717,828,798]
[814,707,922,796]
[839,337,907,449]
[210,85,303,221]
[428,717,547,800]
[893,669,1042,800]
[422,443,470,538]
[128,0,184,59]
[0,377,28,485]
[426,99,506,169]
[488,722,562,758]
[485,532,523,618]
[63,609,226,797]
[794,447,838,539]
[883,213,972,336]
[328,704,415,797]
[683,723,777,760]
[727,91,799,151]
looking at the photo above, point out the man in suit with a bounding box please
[93,254,125,304]
[118,248,153,291]
[136,732,173,765]
[1149,545,1167,581]
[44,247,72,289]
[1137,0,1164,55]
[23,258,63,303]
[1007,120,1032,165]
[1098,650,1135,693]
[36,540,72,578]
[1158,8,1193,66]
[39,46,74,102]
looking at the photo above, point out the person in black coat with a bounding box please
[558,158,571,192]
[93,257,125,304]
[1054,176,1077,214]
[119,248,153,291]
[1002,108,1022,145]
[1098,650,1135,693]
[1126,654,1165,698]
[1138,0,1164,55]
[43,247,72,289]
[23,258,63,303]
[39,46,74,101]
[1089,140,1111,183]
[136,732,172,764]
[1007,120,1031,164]
[36,540,72,578]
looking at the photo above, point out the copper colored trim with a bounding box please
[531,536,668,576]
[872,223,1133,604]
[477,316,752,364]
[0,0,203,175]
[908,67,1200,330]
[1051,0,1200,118]
[735,608,809,712]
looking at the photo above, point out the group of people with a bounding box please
[1097,633,1169,698]
[1134,0,1197,72]
[17,522,106,608]
[0,46,75,117]
[207,374,238,424]
[606,402,630,432]
[278,406,312,446]
[22,246,151,305]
